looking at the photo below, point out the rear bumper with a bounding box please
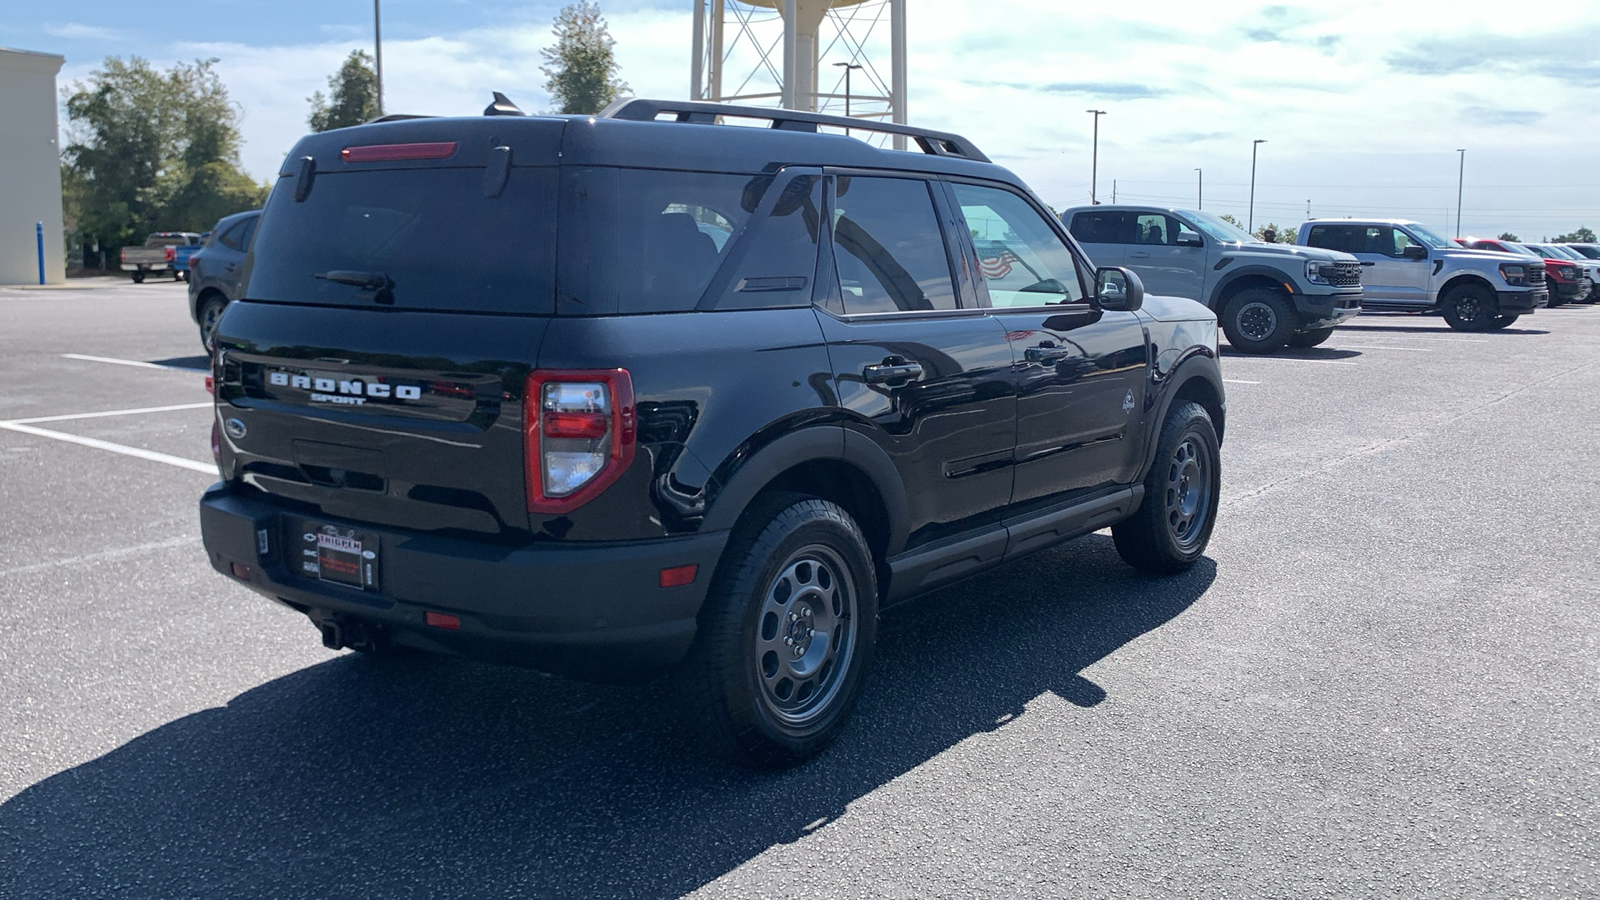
[199,484,728,681]
[1293,289,1362,330]
[1498,288,1547,312]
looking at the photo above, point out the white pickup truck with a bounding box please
[1298,218,1548,331]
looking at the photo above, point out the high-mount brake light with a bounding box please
[525,370,635,514]
[340,141,458,163]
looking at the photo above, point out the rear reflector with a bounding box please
[230,562,251,579]
[659,564,698,588]
[341,141,458,163]
[425,611,461,630]
[205,375,214,394]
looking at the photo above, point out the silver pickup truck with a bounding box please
[1063,205,1362,353]
[119,232,202,283]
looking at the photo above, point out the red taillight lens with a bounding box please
[659,564,698,588]
[165,247,176,262]
[341,142,458,163]
[424,611,461,630]
[525,369,636,514]
[120,248,127,263]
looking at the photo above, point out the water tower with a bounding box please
[690,0,906,140]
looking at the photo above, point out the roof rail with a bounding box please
[598,98,990,164]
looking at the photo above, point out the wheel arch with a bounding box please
[192,285,227,324]
[1209,267,1293,310]
[1143,354,1226,477]
[1438,272,1496,301]
[700,426,908,569]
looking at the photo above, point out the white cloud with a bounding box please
[42,23,119,41]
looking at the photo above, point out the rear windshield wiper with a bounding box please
[314,270,390,289]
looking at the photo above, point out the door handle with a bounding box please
[862,358,924,385]
[1128,251,1150,258]
[1024,345,1072,363]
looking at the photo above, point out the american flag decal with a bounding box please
[979,250,1019,279]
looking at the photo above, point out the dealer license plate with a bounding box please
[297,521,379,590]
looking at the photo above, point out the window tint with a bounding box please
[1068,211,1136,245]
[250,167,557,313]
[1133,213,1179,245]
[216,221,248,251]
[830,177,957,314]
[560,168,767,314]
[1306,224,1367,255]
[953,183,1087,308]
[712,174,823,310]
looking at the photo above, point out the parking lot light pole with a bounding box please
[1195,168,1202,209]
[1248,139,1266,233]
[1456,148,1466,238]
[833,61,863,135]
[374,0,385,117]
[1087,109,1106,205]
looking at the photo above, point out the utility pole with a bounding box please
[1248,138,1267,233]
[1195,168,1202,209]
[1112,180,1117,203]
[1087,109,1106,204]
[374,0,385,117]
[1455,148,1467,237]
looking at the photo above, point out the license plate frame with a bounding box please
[295,520,379,591]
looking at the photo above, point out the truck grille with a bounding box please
[1325,261,1361,287]
[1529,265,1546,286]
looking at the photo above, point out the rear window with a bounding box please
[247,167,557,314]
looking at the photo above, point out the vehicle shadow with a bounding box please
[149,355,210,370]
[1221,347,1362,361]
[1335,324,1551,336]
[0,535,1214,899]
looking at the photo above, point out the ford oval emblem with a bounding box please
[224,418,247,440]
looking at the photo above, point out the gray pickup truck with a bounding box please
[119,232,202,283]
[1064,205,1362,353]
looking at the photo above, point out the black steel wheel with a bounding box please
[688,493,878,767]
[1112,401,1221,574]
[1288,327,1335,348]
[1221,288,1295,354]
[1441,284,1495,331]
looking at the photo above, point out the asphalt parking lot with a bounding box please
[1,280,1596,898]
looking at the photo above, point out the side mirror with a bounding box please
[1402,244,1428,260]
[1095,266,1144,312]
[1176,230,1203,247]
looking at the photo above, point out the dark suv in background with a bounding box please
[188,209,261,350]
[200,98,1226,766]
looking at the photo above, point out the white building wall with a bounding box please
[0,48,66,285]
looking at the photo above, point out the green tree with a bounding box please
[1253,222,1296,243]
[61,56,266,258]
[1219,213,1244,229]
[1551,226,1596,243]
[1498,232,1520,242]
[540,1,629,114]
[308,50,379,132]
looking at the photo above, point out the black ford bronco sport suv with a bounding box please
[200,97,1226,766]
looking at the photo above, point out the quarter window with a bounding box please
[830,177,958,314]
[953,183,1088,308]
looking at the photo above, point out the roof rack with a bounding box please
[598,98,990,164]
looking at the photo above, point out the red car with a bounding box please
[1468,239,1587,306]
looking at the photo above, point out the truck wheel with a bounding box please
[1221,288,1294,354]
[1441,284,1495,331]
[198,297,227,351]
[1487,313,1520,330]
[1546,292,1565,308]
[1288,327,1335,348]
[688,493,878,767]
[131,270,145,284]
[1112,401,1220,575]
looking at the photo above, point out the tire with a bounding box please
[1487,313,1520,330]
[688,493,878,767]
[1288,327,1335,348]
[198,296,227,352]
[1112,401,1221,575]
[1220,288,1295,354]
[1441,283,1496,331]
[1546,292,1565,308]
[131,269,145,284]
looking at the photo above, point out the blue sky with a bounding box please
[8,0,1600,240]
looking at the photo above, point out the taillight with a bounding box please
[524,370,635,514]
[120,248,126,263]
[165,247,176,263]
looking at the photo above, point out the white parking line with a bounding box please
[60,353,201,372]
[8,402,212,425]
[1228,358,1358,366]
[0,421,215,474]
[1222,379,1260,385]
[1333,344,1434,352]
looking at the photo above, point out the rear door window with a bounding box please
[1069,211,1137,245]
[248,167,557,314]
[829,176,958,314]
